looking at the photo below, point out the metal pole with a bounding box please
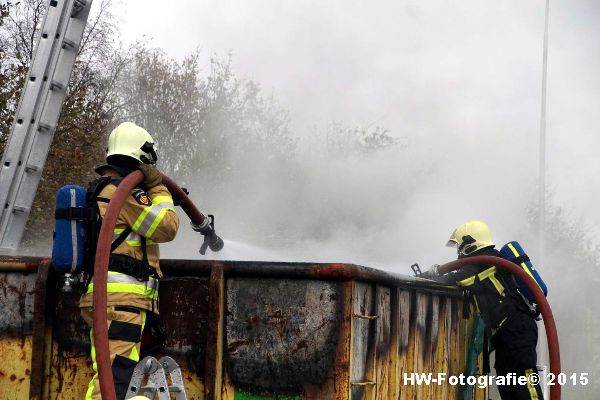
[539,0,550,262]
[538,2,551,395]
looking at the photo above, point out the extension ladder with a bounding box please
[0,0,92,251]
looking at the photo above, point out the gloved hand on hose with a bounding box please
[138,164,163,188]
[418,264,440,280]
[191,215,214,236]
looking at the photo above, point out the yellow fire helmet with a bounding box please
[446,220,495,256]
[107,122,158,164]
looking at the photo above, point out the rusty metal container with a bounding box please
[0,256,486,399]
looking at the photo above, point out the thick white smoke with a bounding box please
[115,1,600,398]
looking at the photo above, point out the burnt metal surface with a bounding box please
[0,256,461,296]
[205,265,225,400]
[53,287,90,354]
[155,276,210,374]
[374,286,392,399]
[160,259,461,297]
[0,272,36,335]
[30,260,52,400]
[0,270,38,399]
[351,282,375,400]
[49,273,101,397]
[226,278,342,393]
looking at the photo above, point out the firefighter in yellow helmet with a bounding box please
[79,122,181,399]
[422,221,543,400]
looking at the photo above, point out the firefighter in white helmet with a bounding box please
[422,221,543,400]
[79,122,182,399]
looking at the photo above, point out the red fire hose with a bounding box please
[92,171,208,400]
[438,256,560,400]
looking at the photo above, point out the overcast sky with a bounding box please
[105,1,600,258]
[110,0,599,219]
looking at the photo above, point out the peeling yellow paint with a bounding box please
[0,337,33,399]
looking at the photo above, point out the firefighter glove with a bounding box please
[139,164,162,188]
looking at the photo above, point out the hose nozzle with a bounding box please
[200,232,224,255]
[194,214,225,255]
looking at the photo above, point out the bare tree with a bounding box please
[115,48,296,182]
[319,121,399,159]
[0,0,126,247]
[115,45,202,177]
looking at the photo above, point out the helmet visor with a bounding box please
[140,141,158,164]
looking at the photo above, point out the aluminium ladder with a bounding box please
[0,0,92,252]
[125,356,189,400]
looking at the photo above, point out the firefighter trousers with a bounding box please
[81,306,147,400]
[492,310,544,400]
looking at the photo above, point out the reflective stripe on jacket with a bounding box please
[435,247,526,335]
[97,173,179,275]
[86,271,159,298]
[456,265,506,297]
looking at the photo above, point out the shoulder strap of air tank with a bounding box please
[141,236,149,267]
[110,227,132,252]
[88,176,127,251]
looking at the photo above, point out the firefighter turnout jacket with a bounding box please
[435,246,527,335]
[434,247,544,399]
[79,166,179,312]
